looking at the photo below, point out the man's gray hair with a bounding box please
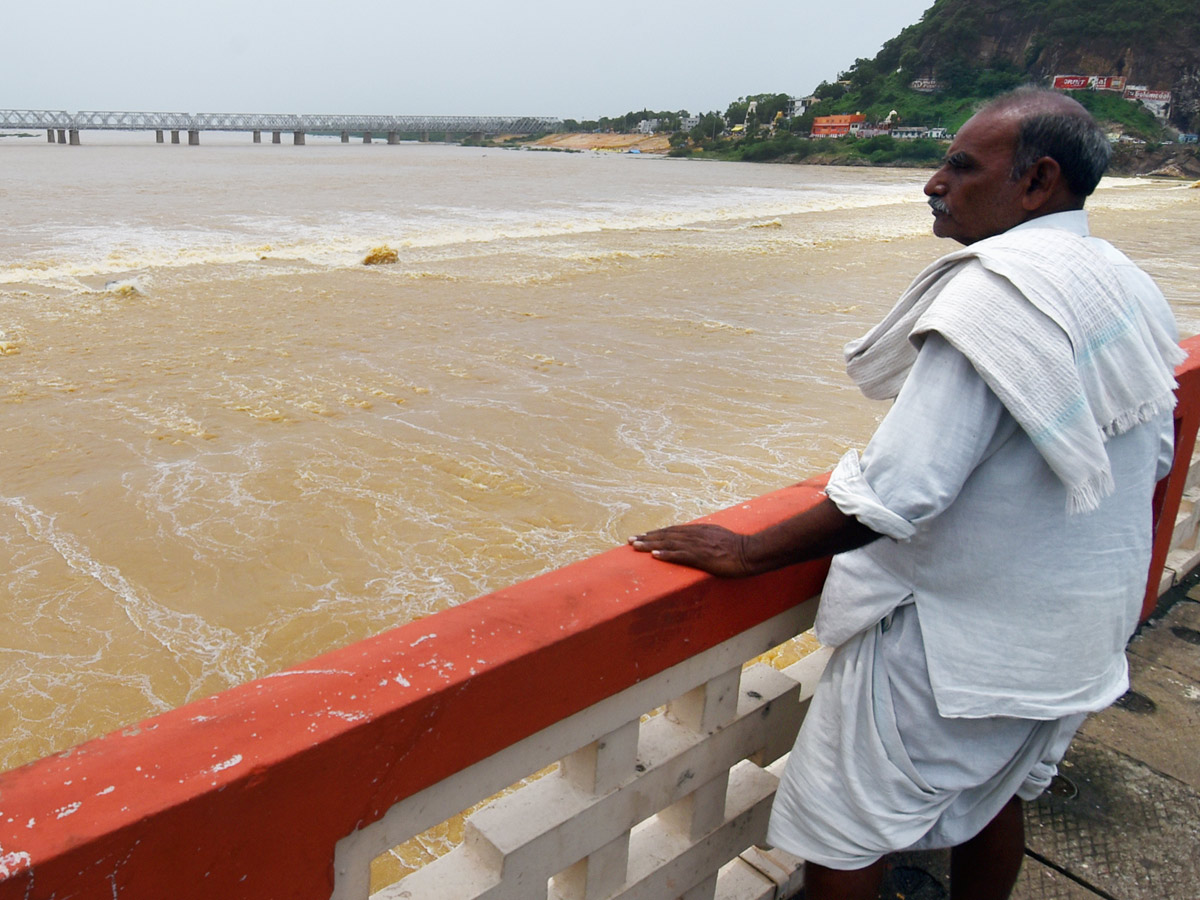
[984,87,1112,198]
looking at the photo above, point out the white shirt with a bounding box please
[819,211,1177,720]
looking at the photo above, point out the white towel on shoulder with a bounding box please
[843,226,1183,513]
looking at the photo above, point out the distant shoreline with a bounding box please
[531,132,1200,179]
[531,132,670,153]
[9,127,1196,179]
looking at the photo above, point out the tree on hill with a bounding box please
[688,113,725,142]
[561,109,697,134]
[724,93,793,132]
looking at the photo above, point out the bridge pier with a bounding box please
[293,131,305,145]
[420,131,429,142]
[69,129,80,145]
[341,131,349,143]
[156,130,164,143]
[363,131,372,144]
[272,131,281,144]
[253,130,261,143]
[188,130,200,145]
[387,131,399,144]
[56,129,67,143]
[47,130,55,142]
[171,130,180,144]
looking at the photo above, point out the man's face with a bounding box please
[923,109,1028,245]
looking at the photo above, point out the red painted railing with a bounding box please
[0,480,831,899]
[2,336,1199,900]
[1145,333,1200,618]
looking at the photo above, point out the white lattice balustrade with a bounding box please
[333,608,834,900]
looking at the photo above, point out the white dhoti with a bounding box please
[766,603,1084,870]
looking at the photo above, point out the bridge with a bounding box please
[0,109,564,145]
[3,334,1200,900]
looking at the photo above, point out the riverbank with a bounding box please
[531,132,671,153]
[1109,143,1200,178]
[529,132,1200,179]
[768,143,1200,178]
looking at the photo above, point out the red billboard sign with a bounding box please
[1053,75,1127,91]
[1053,75,1091,90]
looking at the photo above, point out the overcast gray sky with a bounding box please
[3,0,933,119]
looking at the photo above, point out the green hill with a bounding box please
[802,0,1199,137]
[548,0,1200,171]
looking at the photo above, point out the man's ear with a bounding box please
[1021,156,1065,211]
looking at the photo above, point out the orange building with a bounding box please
[811,113,866,137]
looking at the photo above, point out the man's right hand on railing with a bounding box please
[628,497,880,578]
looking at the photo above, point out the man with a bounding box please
[629,87,1182,900]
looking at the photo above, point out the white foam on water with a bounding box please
[0,150,927,291]
[0,496,262,687]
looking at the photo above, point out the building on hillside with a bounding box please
[892,126,929,140]
[636,119,661,135]
[788,97,812,119]
[926,126,949,139]
[811,113,866,137]
[681,116,701,132]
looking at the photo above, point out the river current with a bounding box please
[1,132,1198,772]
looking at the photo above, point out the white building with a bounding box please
[788,97,811,118]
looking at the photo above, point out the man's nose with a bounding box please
[923,174,945,197]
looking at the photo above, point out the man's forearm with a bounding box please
[740,496,881,575]
[629,496,882,578]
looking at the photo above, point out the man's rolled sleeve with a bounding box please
[826,332,1010,537]
[826,450,917,540]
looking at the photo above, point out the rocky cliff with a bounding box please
[886,0,1200,131]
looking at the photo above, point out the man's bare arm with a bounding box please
[628,496,880,578]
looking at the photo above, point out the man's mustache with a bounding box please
[928,197,950,214]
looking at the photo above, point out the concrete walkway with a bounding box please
[872,575,1200,900]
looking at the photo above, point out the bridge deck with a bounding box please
[0,109,562,133]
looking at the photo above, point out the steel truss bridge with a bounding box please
[1,110,563,143]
